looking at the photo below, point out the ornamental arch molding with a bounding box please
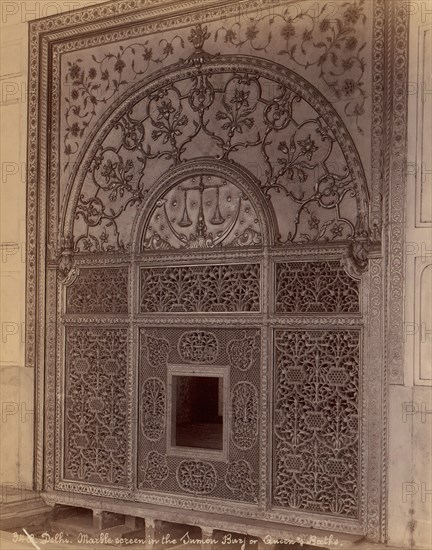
[60,56,370,260]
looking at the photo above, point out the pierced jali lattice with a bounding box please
[275,261,360,313]
[64,327,128,485]
[140,264,260,313]
[66,267,129,314]
[273,330,360,518]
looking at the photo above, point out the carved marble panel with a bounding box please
[138,326,261,503]
[273,329,360,518]
[275,261,360,313]
[26,0,400,542]
[139,264,260,313]
[66,267,129,314]
[64,327,128,485]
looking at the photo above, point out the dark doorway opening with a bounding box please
[172,375,223,450]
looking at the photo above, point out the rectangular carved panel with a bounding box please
[64,327,128,485]
[273,329,360,518]
[139,264,260,313]
[275,261,360,313]
[66,267,129,314]
[138,327,261,503]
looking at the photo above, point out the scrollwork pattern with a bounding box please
[227,332,259,371]
[141,451,169,487]
[71,60,366,251]
[145,335,170,369]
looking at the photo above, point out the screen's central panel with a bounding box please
[138,326,261,503]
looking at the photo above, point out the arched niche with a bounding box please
[59,54,370,265]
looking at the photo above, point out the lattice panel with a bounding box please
[273,330,360,518]
[66,267,129,314]
[275,261,360,313]
[64,327,128,485]
[139,264,260,313]
[138,327,261,503]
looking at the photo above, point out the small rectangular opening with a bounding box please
[172,375,223,450]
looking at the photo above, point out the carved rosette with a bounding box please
[178,330,219,363]
[141,451,169,487]
[225,460,258,501]
[176,460,217,495]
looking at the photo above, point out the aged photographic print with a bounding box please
[0,0,431,548]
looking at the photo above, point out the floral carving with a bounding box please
[141,451,169,487]
[177,460,217,494]
[275,261,360,313]
[225,460,258,501]
[231,382,259,450]
[64,328,128,485]
[70,59,367,251]
[66,267,129,314]
[63,36,186,169]
[215,0,368,133]
[140,264,260,313]
[227,332,259,371]
[145,335,170,369]
[178,330,219,364]
[273,330,360,517]
[140,378,166,441]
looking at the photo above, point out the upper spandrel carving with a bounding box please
[70,60,368,253]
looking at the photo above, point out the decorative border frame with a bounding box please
[26,0,410,543]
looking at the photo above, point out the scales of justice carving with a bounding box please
[143,175,261,250]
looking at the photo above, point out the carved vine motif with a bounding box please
[73,64,363,251]
[275,260,360,313]
[176,460,217,494]
[145,335,170,369]
[225,460,258,501]
[64,327,128,485]
[140,264,260,313]
[140,378,166,441]
[227,332,259,371]
[273,330,359,518]
[178,330,219,363]
[214,1,368,134]
[231,382,259,450]
[141,451,169,487]
[143,176,262,250]
[66,267,129,314]
[63,2,368,172]
[63,35,187,170]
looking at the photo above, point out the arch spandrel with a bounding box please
[62,55,370,261]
